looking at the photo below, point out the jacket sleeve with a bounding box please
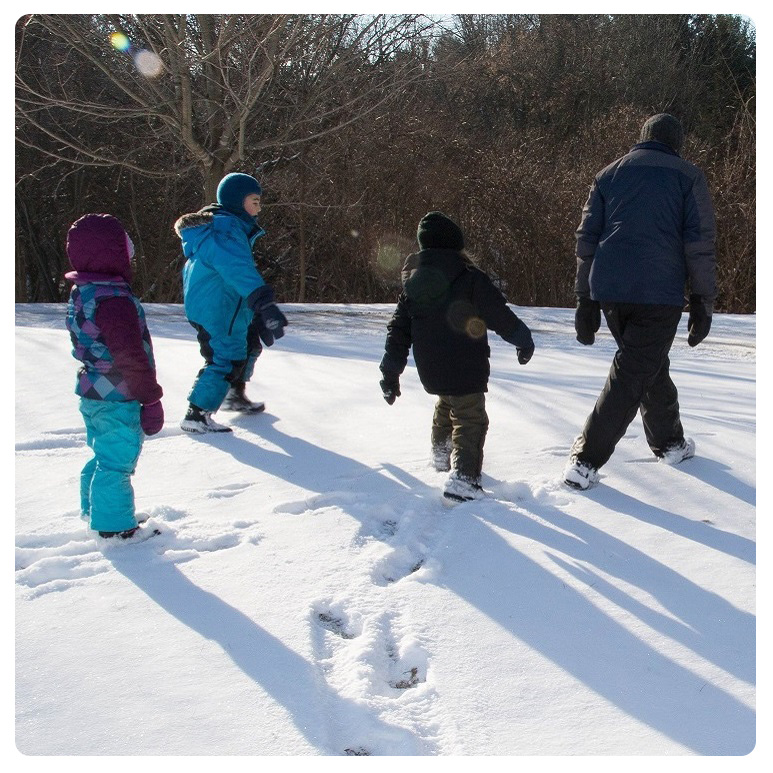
[574,178,605,298]
[473,271,534,350]
[211,218,266,299]
[380,295,412,376]
[400,253,420,286]
[96,297,163,405]
[683,169,717,301]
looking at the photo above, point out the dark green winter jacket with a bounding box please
[381,249,533,396]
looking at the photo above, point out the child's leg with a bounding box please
[80,456,97,519]
[431,396,453,471]
[448,393,489,481]
[79,400,143,533]
[240,316,264,385]
[189,326,248,411]
[79,405,97,517]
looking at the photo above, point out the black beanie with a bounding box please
[639,113,684,153]
[417,211,465,251]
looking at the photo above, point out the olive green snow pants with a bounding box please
[431,393,488,481]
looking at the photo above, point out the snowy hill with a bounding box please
[15,303,756,759]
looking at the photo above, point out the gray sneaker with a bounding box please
[659,437,695,465]
[563,458,599,490]
[443,473,484,502]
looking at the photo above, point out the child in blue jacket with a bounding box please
[65,214,164,540]
[174,173,288,433]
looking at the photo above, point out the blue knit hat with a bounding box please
[216,173,263,216]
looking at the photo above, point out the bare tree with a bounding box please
[16,14,435,199]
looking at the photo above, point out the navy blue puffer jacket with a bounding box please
[574,141,716,307]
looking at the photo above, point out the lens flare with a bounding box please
[370,232,415,280]
[134,50,164,78]
[375,243,402,274]
[110,32,130,52]
[465,317,487,339]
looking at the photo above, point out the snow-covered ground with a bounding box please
[14,303,756,763]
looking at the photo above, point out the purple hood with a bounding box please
[66,214,133,282]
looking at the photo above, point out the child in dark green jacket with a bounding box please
[380,212,535,502]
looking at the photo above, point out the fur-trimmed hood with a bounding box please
[173,210,215,237]
[174,206,265,258]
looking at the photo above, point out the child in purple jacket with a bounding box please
[65,214,164,540]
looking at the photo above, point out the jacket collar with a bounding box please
[632,140,680,157]
[202,204,266,242]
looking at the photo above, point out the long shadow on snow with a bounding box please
[594,481,755,563]
[437,498,754,754]
[489,489,754,684]
[107,551,422,755]
[667,455,755,508]
[191,414,435,532]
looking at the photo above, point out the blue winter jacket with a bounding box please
[175,207,266,343]
[574,141,716,307]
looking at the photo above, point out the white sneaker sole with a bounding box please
[563,465,599,490]
[659,438,696,465]
[180,420,232,434]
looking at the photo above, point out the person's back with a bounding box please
[565,114,717,490]
[576,125,715,308]
[400,247,496,396]
[380,211,534,502]
[65,213,164,539]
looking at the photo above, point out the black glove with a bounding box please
[517,342,534,365]
[687,294,712,347]
[575,297,601,345]
[502,319,534,364]
[248,285,288,347]
[379,374,401,405]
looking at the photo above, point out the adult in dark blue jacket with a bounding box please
[564,114,717,490]
[174,173,288,433]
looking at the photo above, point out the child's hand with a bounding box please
[141,400,164,435]
[517,343,534,365]
[380,376,401,405]
[248,285,288,346]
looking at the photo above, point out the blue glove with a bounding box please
[247,285,288,347]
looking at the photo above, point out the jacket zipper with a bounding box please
[228,298,243,335]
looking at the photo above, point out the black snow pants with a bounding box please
[574,303,685,469]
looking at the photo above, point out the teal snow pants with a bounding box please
[188,318,262,412]
[79,399,143,533]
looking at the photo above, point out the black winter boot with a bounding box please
[180,404,232,433]
[222,382,265,414]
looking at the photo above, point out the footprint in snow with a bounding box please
[371,545,426,586]
[16,506,256,592]
[15,429,86,452]
[206,482,253,499]
[273,491,357,516]
[316,611,358,640]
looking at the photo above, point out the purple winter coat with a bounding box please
[65,214,162,405]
